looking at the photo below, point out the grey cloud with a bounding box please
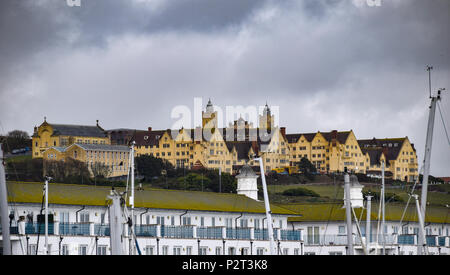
[0,0,448,175]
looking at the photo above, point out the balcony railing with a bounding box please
[25,223,55,235]
[426,236,437,246]
[226,227,251,240]
[438,237,446,247]
[59,223,90,236]
[397,234,415,245]
[281,230,301,241]
[94,224,110,236]
[135,225,157,237]
[162,225,193,239]
[253,228,278,241]
[197,227,223,239]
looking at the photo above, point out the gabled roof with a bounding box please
[361,147,386,166]
[286,130,351,144]
[49,123,107,138]
[132,130,168,146]
[6,182,299,215]
[358,138,408,161]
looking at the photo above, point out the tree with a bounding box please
[3,130,31,153]
[297,157,317,180]
[135,155,175,181]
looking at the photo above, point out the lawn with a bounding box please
[267,182,450,207]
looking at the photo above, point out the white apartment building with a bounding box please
[1,167,449,255]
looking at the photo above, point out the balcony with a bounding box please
[197,227,223,239]
[253,228,279,241]
[397,234,415,245]
[135,225,157,237]
[25,223,55,235]
[281,230,301,241]
[162,225,194,239]
[94,224,110,236]
[226,227,251,240]
[59,222,90,236]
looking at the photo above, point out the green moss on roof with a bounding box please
[6,181,298,215]
[278,203,449,224]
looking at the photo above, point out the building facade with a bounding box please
[3,181,448,255]
[32,118,110,158]
[358,137,419,182]
[286,130,368,175]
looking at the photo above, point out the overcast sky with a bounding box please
[0,0,449,176]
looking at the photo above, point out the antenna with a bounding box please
[426,65,433,98]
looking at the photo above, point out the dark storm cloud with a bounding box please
[0,0,448,175]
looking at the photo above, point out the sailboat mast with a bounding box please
[344,171,353,255]
[0,144,11,255]
[255,157,276,255]
[418,66,443,254]
[130,141,135,255]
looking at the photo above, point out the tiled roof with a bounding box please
[358,138,407,161]
[6,181,299,215]
[286,130,351,144]
[49,124,107,138]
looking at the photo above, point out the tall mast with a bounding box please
[418,65,444,254]
[366,195,372,254]
[44,178,50,255]
[255,157,276,255]
[344,171,353,255]
[0,144,11,255]
[129,141,135,255]
[381,161,386,255]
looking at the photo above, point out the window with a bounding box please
[182,216,191,225]
[29,244,37,255]
[294,248,299,255]
[173,247,181,255]
[225,218,233,228]
[282,248,289,255]
[186,246,193,255]
[254,219,260,229]
[228,247,236,255]
[80,212,90,223]
[97,245,107,255]
[199,247,208,255]
[215,247,221,255]
[61,244,69,255]
[329,251,343,255]
[256,248,264,255]
[338,226,346,234]
[79,245,88,255]
[162,246,169,255]
[240,219,248,228]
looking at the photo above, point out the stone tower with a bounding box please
[202,99,218,130]
[259,103,274,131]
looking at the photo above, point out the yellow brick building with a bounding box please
[286,130,368,174]
[130,102,290,175]
[43,143,130,178]
[358,137,419,182]
[32,118,109,158]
